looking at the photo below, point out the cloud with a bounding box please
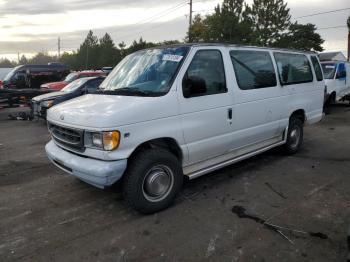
[0,0,181,16]
[0,0,348,59]
[0,17,188,55]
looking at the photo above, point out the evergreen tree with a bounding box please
[0,58,15,68]
[276,23,324,51]
[19,55,28,65]
[98,33,120,68]
[246,0,291,46]
[187,0,252,44]
[77,30,99,69]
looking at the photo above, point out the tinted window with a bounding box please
[321,63,336,79]
[274,52,313,85]
[230,50,276,90]
[310,56,323,81]
[183,50,226,98]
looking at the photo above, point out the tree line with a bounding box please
[0,0,328,69]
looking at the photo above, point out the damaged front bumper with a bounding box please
[45,140,127,188]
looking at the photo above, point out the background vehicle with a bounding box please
[321,61,350,104]
[32,76,105,119]
[0,63,70,106]
[101,67,114,75]
[45,44,324,214]
[40,70,106,91]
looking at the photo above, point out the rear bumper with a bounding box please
[45,140,127,188]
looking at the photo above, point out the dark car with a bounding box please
[0,63,70,107]
[31,76,105,119]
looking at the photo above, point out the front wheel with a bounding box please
[283,117,303,154]
[123,148,183,214]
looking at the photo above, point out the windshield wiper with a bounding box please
[96,87,164,97]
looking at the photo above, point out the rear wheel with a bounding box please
[283,117,303,154]
[123,148,183,214]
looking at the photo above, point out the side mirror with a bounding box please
[183,75,207,98]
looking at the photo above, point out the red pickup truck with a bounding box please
[40,71,106,91]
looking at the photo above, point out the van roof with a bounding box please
[150,43,317,55]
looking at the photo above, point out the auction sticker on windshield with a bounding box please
[162,54,183,62]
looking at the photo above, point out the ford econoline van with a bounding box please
[321,61,350,104]
[45,44,325,213]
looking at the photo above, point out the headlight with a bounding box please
[86,131,120,151]
[42,100,54,108]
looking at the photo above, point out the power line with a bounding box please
[295,7,350,19]
[316,25,347,30]
[115,13,187,43]
[113,3,188,42]
[132,0,188,26]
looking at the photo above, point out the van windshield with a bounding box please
[321,63,336,79]
[3,66,21,82]
[99,46,189,96]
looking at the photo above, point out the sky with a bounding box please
[0,0,349,61]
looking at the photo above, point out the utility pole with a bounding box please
[58,37,61,60]
[85,47,89,70]
[188,0,193,43]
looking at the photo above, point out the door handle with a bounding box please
[227,108,232,120]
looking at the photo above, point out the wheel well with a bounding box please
[129,138,183,162]
[290,109,306,124]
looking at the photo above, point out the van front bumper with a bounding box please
[45,140,127,189]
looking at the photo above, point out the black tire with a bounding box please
[123,148,183,214]
[283,117,303,155]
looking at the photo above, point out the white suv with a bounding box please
[46,44,324,213]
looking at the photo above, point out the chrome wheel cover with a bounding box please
[142,165,174,202]
[289,126,301,149]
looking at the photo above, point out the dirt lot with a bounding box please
[1,105,350,262]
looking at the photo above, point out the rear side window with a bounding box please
[274,52,313,85]
[183,50,227,98]
[230,50,276,90]
[310,56,323,81]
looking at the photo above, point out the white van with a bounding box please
[321,61,350,104]
[45,44,324,213]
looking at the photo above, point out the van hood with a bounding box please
[47,93,178,129]
[32,91,65,102]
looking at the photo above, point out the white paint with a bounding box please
[46,44,324,187]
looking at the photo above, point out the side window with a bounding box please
[274,52,313,85]
[336,63,346,79]
[230,50,276,90]
[310,56,323,81]
[183,50,226,98]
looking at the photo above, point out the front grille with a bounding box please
[48,123,84,152]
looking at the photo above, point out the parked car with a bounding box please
[45,44,324,214]
[321,61,350,104]
[40,70,107,91]
[0,63,70,106]
[32,76,105,119]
